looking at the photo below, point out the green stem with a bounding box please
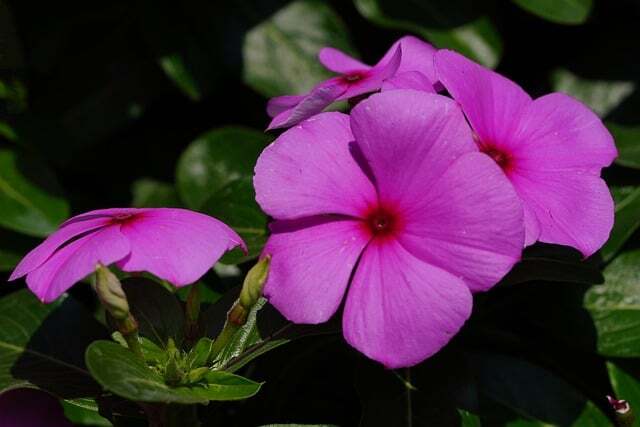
[405,368,413,427]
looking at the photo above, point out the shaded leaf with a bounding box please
[354,0,502,68]
[159,53,201,101]
[0,290,108,397]
[601,187,640,262]
[243,0,356,97]
[121,277,185,349]
[500,256,603,287]
[585,250,640,356]
[607,360,640,427]
[609,123,640,170]
[0,149,69,237]
[62,399,112,426]
[512,0,593,25]
[85,341,262,404]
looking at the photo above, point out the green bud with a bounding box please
[239,256,270,309]
[185,283,201,324]
[164,339,184,386]
[95,264,130,320]
[608,396,635,427]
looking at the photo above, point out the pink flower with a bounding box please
[10,208,245,303]
[254,90,524,367]
[435,50,617,257]
[266,36,438,130]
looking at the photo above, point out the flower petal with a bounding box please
[117,208,244,286]
[342,239,472,368]
[514,92,617,173]
[0,389,72,427]
[382,35,438,83]
[318,47,370,73]
[262,217,369,323]
[267,94,306,118]
[435,49,532,146]
[349,90,476,207]
[398,152,524,292]
[510,170,614,257]
[26,225,129,303]
[339,45,402,100]
[266,81,347,130]
[256,112,377,219]
[10,214,115,281]
[381,71,436,92]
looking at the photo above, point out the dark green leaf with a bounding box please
[0,290,108,397]
[585,250,640,356]
[85,340,262,403]
[131,178,181,208]
[121,277,185,349]
[500,256,603,287]
[601,188,640,262]
[511,0,593,25]
[354,0,502,68]
[243,0,356,97]
[0,247,21,271]
[0,149,69,237]
[609,123,640,170]
[551,69,635,118]
[471,351,609,425]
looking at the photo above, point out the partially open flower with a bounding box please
[266,36,438,129]
[10,208,245,303]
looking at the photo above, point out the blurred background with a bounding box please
[1,0,640,425]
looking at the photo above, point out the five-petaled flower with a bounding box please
[10,208,245,303]
[254,90,524,368]
[435,50,617,256]
[266,36,438,130]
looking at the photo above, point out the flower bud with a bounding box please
[239,256,270,309]
[95,264,130,320]
[608,395,634,427]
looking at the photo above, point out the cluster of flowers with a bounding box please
[10,36,616,369]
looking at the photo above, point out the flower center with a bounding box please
[111,213,138,225]
[342,71,367,83]
[364,205,400,239]
[478,141,513,173]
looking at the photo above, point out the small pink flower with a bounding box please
[254,90,524,367]
[266,36,438,130]
[10,208,245,303]
[435,50,618,256]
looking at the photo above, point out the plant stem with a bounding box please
[405,368,413,427]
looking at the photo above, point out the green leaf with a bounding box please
[609,123,640,170]
[601,187,640,262]
[511,0,593,25]
[0,149,69,237]
[459,410,482,426]
[608,360,640,427]
[85,340,262,403]
[131,178,180,208]
[354,0,502,68]
[585,250,640,356]
[0,290,108,397]
[551,69,635,118]
[62,399,112,426]
[0,247,21,271]
[243,0,356,97]
[121,277,185,349]
[176,127,271,263]
[159,53,201,101]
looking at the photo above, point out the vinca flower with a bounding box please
[254,90,524,367]
[10,208,245,303]
[267,35,438,130]
[435,50,617,256]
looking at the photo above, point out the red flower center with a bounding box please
[342,71,367,84]
[111,212,140,226]
[478,143,513,173]
[363,204,401,240]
